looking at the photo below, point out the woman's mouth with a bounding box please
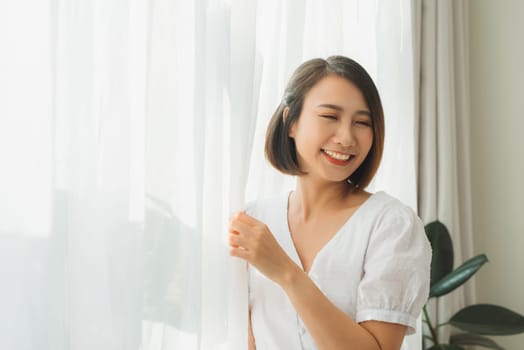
[321,149,354,166]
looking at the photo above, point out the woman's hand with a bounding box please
[228,211,299,286]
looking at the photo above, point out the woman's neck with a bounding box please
[290,177,356,222]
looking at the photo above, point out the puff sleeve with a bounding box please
[355,204,432,334]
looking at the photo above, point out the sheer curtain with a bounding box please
[1,0,423,349]
[1,0,147,349]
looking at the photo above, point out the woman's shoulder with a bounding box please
[361,191,422,227]
[361,191,431,265]
[362,190,412,211]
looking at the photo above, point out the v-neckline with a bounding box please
[284,190,379,275]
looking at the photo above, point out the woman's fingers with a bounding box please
[229,211,264,251]
[229,232,242,248]
[229,245,250,259]
[228,213,296,284]
[229,235,239,248]
[235,211,260,225]
[229,228,256,251]
[229,215,252,235]
[228,211,275,262]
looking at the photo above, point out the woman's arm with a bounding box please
[229,212,406,350]
[281,264,406,350]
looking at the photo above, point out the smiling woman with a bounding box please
[229,56,431,350]
[265,57,384,193]
[0,0,425,349]
[287,74,374,185]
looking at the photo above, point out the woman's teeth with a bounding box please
[322,149,351,161]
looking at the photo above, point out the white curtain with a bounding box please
[414,0,475,343]
[1,0,147,349]
[1,0,424,349]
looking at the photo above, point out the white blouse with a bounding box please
[245,191,431,350]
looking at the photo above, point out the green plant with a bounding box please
[422,221,524,350]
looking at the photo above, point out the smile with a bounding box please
[322,149,351,160]
[321,149,355,166]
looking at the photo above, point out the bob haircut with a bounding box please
[264,55,384,190]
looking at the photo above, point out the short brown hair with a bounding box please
[264,56,384,190]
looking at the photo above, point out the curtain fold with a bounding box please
[415,0,474,342]
[144,0,258,348]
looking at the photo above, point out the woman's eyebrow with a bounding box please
[354,110,371,117]
[316,103,344,111]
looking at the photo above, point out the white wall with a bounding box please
[469,0,524,349]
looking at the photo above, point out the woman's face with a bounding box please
[287,74,374,183]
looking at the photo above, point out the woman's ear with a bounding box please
[283,107,296,138]
[282,107,289,123]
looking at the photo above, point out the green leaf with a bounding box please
[427,345,465,350]
[450,304,524,335]
[450,333,504,349]
[429,254,488,298]
[425,221,454,286]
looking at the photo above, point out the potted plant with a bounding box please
[422,221,524,349]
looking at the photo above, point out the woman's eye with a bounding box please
[356,120,372,127]
[320,115,337,120]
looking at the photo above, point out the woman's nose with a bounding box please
[335,125,355,147]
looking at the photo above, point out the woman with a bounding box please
[228,56,431,350]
